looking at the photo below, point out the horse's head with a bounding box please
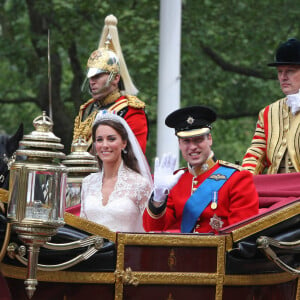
[0,123,24,190]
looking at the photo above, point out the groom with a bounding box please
[143,105,258,234]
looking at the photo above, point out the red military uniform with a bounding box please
[143,160,259,233]
[73,91,148,153]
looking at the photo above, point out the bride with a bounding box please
[80,110,152,232]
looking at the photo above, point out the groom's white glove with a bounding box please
[153,153,185,203]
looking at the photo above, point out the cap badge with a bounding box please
[186,116,195,125]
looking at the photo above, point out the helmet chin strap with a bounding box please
[87,72,117,97]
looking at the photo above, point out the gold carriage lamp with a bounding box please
[62,136,99,210]
[6,111,67,298]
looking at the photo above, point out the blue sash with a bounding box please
[181,166,236,233]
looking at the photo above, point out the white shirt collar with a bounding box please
[286,89,300,115]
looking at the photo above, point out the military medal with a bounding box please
[209,214,224,231]
[211,191,218,210]
[211,202,217,210]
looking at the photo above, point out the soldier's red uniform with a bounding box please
[73,92,148,153]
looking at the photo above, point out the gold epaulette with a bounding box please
[218,160,244,171]
[125,95,145,109]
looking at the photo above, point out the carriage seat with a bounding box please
[254,172,300,213]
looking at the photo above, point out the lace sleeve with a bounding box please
[80,178,88,219]
[115,167,152,216]
[134,176,152,214]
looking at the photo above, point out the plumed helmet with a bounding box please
[86,40,120,78]
[268,38,300,66]
[86,14,138,95]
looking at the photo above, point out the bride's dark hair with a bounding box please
[92,119,140,174]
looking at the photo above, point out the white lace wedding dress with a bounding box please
[80,162,152,232]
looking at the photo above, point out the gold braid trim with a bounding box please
[0,188,9,203]
[146,204,166,219]
[73,110,98,143]
[109,99,129,112]
[80,98,96,111]
[98,90,121,106]
[73,115,80,140]
[72,92,144,149]
[72,92,121,145]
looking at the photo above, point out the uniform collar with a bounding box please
[96,90,121,107]
[188,151,216,176]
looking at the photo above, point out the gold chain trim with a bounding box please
[73,110,98,143]
[73,91,122,144]
[98,91,121,106]
[0,188,8,203]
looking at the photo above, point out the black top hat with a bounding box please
[165,105,217,138]
[268,38,300,66]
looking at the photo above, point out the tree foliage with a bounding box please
[0,0,299,167]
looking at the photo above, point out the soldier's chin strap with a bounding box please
[81,72,117,96]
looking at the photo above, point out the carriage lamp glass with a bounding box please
[7,168,67,223]
[6,111,67,298]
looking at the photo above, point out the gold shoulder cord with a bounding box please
[218,160,244,171]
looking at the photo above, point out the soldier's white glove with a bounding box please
[153,153,185,203]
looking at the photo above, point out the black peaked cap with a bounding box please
[165,105,217,137]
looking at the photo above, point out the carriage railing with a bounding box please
[257,236,300,275]
[6,235,104,272]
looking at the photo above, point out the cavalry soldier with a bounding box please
[72,15,148,153]
[143,106,258,233]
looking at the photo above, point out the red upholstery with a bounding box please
[0,273,11,300]
[65,203,80,216]
[254,173,300,213]
[219,173,300,233]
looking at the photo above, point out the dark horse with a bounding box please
[0,124,23,300]
[0,124,23,190]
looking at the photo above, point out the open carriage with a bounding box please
[0,115,299,300]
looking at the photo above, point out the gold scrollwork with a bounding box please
[115,267,139,286]
[168,249,176,271]
[0,188,9,204]
[167,293,174,300]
